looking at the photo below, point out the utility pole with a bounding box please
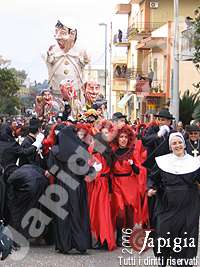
[109,22,112,118]
[99,23,107,99]
[172,0,179,122]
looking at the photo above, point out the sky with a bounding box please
[0,0,128,82]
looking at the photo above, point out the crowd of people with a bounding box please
[0,107,199,266]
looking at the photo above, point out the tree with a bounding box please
[179,90,200,125]
[10,68,27,87]
[0,67,21,115]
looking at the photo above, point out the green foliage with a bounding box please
[179,90,200,125]
[9,68,27,86]
[20,95,35,109]
[0,96,20,115]
[0,67,22,114]
[0,67,20,97]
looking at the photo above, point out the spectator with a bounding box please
[118,29,122,42]
[148,69,154,88]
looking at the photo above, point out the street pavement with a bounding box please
[2,243,200,267]
[2,246,154,267]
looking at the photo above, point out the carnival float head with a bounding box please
[59,79,78,101]
[35,89,60,118]
[54,19,77,52]
[83,81,101,105]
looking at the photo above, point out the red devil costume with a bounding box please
[111,125,141,245]
[87,121,116,251]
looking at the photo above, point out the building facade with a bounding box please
[113,0,199,121]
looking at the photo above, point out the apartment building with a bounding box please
[113,0,199,121]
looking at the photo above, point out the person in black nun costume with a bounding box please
[6,164,48,239]
[47,125,98,254]
[147,132,200,267]
[0,123,44,170]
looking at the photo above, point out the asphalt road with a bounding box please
[3,246,154,267]
[2,244,200,267]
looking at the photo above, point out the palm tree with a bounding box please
[179,90,200,125]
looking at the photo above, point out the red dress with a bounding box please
[134,139,149,225]
[87,152,116,251]
[111,150,141,227]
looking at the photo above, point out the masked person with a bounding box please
[147,132,200,267]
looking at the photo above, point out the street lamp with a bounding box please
[99,23,107,99]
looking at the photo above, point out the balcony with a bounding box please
[113,67,142,80]
[115,4,131,14]
[128,22,165,41]
[180,27,195,61]
[136,37,166,50]
[135,79,166,97]
[113,32,129,47]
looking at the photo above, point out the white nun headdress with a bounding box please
[155,132,200,174]
[168,132,186,149]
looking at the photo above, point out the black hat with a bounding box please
[92,100,107,110]
[185,125,200,132]
[29,118,41,129]
[154,109,175,120]
[112,112,126,121]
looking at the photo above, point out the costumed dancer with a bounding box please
[6,165,48,240]
[147,132,200,267]
[47,125,96,254]
[133,133,149,227]
[87,120,116,251]
[111,125,141,246]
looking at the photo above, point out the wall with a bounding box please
[149,0,199,23]
[179,62,200,95]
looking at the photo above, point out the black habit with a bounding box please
[48,126,93,253]
[148,153,200,266]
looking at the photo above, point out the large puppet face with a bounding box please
[54,21,77,51]
[60,79,77,101]
[84,81,101,103]
[42,91,53,104]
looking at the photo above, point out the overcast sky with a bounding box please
[0,0,128,82]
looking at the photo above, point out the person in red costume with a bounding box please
[111,125,141,246]
[87,120,116,251]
